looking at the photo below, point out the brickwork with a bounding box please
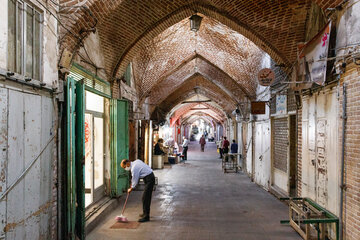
[158,74,238,115]
[111,80,120,99]
[133,17,262,104]
[148,57,247,108]
[58,0,341,77]
[273,117,288,172]
[171,102,226,124]
[287,90,297,112]
[297,109,302,196]
[296,64,360,239]
[182,112,220,125]
[339,64,360,240]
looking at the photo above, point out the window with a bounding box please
[8,0,42,80]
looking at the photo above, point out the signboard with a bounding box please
[297,22,332,86]
[258,68,275,86]
[251,101,266,115]
[276,95,287,115]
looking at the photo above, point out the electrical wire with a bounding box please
[35,0,82,41]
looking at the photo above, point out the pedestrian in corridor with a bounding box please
[199,135,206,152]
[121,159,155,222]
[181,136,189,160]
[230,139,238,154]
[222,137,230,154]
[217,136,224,159]
[154,138,165,155]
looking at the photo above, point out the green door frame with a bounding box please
[66,78,86,240]
[67,77,128,239]
[66,77,76,239]
[75,80,85,240]
[110,99,129,197]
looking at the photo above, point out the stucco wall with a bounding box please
[0,1,59,239]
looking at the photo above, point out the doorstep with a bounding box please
[270,185,289,200]
[85,196,121,235]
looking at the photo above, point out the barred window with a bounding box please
[8,0,42,80]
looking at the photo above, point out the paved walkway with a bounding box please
[87,141,301,240]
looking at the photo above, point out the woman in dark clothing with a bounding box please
[154,139,165,155]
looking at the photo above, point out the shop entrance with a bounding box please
[84,91,105,207]
[66,64,129,240]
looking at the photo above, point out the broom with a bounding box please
[115,191,130,222]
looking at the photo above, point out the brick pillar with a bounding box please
[339,63,360,240]
[297,108,302,197]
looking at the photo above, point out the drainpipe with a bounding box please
[251,119,255,182]
[339,83,347,240]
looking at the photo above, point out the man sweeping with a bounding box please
[121,159,155,222]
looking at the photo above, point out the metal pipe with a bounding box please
[339,83,347,240]
[251,120,255,182]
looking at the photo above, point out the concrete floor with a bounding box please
[87,141,301,240]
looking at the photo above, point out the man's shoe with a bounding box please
[138,217,150,222]
[139,213,146,218]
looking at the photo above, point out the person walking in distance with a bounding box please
[230,139,238,154]
[121,159,155,222]
[199,135,206,152]
[217,136,224,159]
[222,137,230,154]
[181,136,189,160]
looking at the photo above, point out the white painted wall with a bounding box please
[254,120,271,190]
[0,1,58,238]
[0,0,8,69]
[273,168,288,192]
[0,84,55,240]
[245,122,253,175]
[0,0,58,87]
[301,89,340,215]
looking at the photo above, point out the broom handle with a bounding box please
[121,192,130,215]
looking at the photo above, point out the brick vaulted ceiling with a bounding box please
[58,0,339,75]
[58,0,339,121]
[133,17,263,102]
[170,102,226,125]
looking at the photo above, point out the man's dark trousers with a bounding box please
[182,146,188,160]
[142,172,155,218]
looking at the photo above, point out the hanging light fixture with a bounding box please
[189,13,203,32]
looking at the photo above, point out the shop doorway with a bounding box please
[129,120,136,161]
[289,115,297,197]
[84,91,105,208]
[138,120,146,160]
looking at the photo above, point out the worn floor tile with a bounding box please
[87,142,301,240]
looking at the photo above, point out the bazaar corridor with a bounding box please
[1,1,360,240]
[87,141,301,240]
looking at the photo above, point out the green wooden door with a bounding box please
[66,77,76,239]
[75,80,85,240]
[110,99,129,197]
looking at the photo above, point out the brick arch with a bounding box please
[132,16,264,104]
[156,74,238,115]
[182,112,224,124]
[170,102,226,125]
[59,0,339,78]
[147,58,248,108]
[182,114,220,127]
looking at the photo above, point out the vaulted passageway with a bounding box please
[3,0,359,239]
[87,141,301,240]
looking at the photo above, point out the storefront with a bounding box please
[84,91,107,207]
[66,64,129,239]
